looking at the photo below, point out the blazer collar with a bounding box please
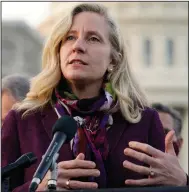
[41,104,127,155]
[107,111,128,154]
[41,103,74,161]
[41,103,58,139]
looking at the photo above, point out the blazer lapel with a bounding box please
[107,112,128,154]
[41,103,58,139]
[41,103,73,161]
[40,105,127,158]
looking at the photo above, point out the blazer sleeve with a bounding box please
[2,110,21,167]
[148,110,165,152]
[2,110,31,191]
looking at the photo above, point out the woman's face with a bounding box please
[60,12,112,84]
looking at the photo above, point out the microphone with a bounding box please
[2,152,37,180]
[29,115,77,192]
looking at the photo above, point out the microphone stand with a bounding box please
[2,177,10,192]
[47,153,59,191]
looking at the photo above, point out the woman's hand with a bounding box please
[36,153,100,191]
[56,153,100,190]
[123,130,187,186]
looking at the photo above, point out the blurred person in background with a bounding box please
[2,74,30,124]
[152,103,183,156]
[1,3,188,191]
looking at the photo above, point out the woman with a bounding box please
[2,3,167,191]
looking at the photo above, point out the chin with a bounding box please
[63,72,101,83]
[65,73,88,82]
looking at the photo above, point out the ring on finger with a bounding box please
[149,169,156,177]
[66,179,71,189]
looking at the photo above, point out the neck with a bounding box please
[68,80,103,99]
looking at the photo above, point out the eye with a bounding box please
[88,36,100,42]
[66,35,76,41]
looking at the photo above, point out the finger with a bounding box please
[128,141,164,158]
[57,179,98,189]
[124,148,157,167]
[56,187,68,191]
[125,177,161,186]
[76,153,85,160]
[58,159,96,169]
[123,160,150,175]
[58,168,100,178]
[165,130,176,156]
[70,180,98,189]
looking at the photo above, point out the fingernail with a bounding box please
[96,170,100,176]
[129,142,135,147]
[124,148,129,154]
[123,161,128,167]
[93,183,98,188]
[91,162,96,167]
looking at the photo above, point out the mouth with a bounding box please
[69,59,88,65]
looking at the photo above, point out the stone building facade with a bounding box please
[2,20,43,78]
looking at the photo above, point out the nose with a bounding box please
[72,38,86,54]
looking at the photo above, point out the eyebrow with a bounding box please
[68,30,105,40]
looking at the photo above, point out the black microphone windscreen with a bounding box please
[2,152,37,180]
[15,152,37,168]
[52,115,77,142]
[25,152,38,166]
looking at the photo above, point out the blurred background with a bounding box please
[2,2,188,173]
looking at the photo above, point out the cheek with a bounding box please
[60,50,65,63]
[93,49,111,70]
[60,46,69,66]
[60,50,68,76]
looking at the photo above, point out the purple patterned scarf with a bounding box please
[54,86,117,188]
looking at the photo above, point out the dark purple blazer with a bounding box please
[2,104,165,191]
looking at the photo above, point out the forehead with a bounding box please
[70,12,109,36]
[158,112,174,129]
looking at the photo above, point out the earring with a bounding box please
[108,68,113,73]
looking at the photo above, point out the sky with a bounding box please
[2,2,51,28]
[2,0,182,29]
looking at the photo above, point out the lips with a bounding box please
[69,59,87,65]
